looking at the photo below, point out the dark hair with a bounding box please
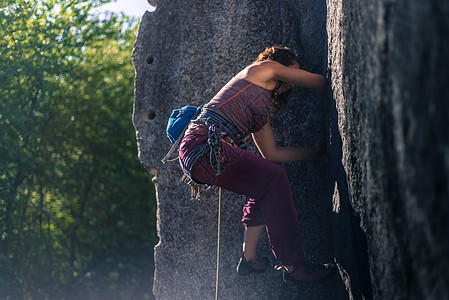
[254,46,299,110]
[253,46,299,66]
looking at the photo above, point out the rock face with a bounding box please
[327,0,449,299]
[133,0,448,299]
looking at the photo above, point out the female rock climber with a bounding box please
[178,46,333,284]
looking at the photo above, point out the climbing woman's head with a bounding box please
[254,46,299,68]
[254,46,300,110]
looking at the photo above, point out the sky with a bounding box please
[93,0,156,19]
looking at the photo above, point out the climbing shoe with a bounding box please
[236,252,269,276]
[278,260,334,284]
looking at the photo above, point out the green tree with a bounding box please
[0,1,157,299]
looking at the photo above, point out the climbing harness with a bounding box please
[174,105,245,199]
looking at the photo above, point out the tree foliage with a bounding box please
[0,1,157,299]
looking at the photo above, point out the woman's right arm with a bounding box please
[251,123,323,163]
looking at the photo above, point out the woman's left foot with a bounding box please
[277,261,335,284]
[236,252,269,276]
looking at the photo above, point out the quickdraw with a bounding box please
[207,122,223,176]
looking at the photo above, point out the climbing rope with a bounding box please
[215,187,222,300]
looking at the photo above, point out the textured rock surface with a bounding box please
[327,0,449,299]
[133,0,349,299]
[133,0,448,299]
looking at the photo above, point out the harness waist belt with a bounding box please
[180,106,245,181]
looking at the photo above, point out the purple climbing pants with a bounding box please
[179,134,304,265]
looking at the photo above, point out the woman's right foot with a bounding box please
[236,252,269,276]
[281,261,334,284]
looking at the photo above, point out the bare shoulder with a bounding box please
[235,61,280,89]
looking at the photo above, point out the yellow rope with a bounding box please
[215,187,222,300]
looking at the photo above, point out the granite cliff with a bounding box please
[133,0,448,299]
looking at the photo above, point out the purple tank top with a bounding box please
[186,77,272,137]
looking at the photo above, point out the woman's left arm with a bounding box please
[251,123,323,163]
[262,61,326,90]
